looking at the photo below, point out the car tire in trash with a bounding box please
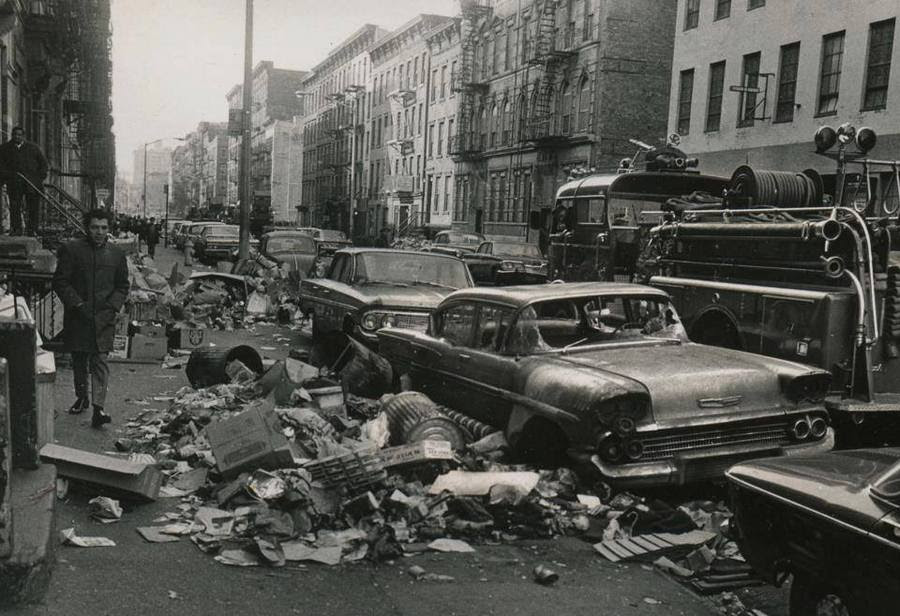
[185,345,264,388]
[382,392,466,449]
[789,575,854,616]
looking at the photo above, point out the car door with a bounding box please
[450,302,519,427]
[414,301,477,410]
[302,253,351,332]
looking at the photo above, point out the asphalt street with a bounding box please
[8,245,787,616]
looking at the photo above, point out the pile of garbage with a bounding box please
[60,345,753,600]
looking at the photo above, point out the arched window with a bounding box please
[479,105,487,149]
[517,93,528,141]
[560,81,573,134]
[490,103,499,147]
[502,99,513,145]
[578,76,591,131]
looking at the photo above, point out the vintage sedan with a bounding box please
[424,230,486,258]
[377,282,834,487]
[194,224,240,264]
[295,227,353,257]
[728,449,900,616]
[259,230,319,280]
[300,248,473,345]
[464,240,548,285]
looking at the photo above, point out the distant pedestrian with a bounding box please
[52,208,129,428]
[0,126,48,235]
[145,217,160,257]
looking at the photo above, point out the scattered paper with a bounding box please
[89,496,123,523]
[172,467,208,493]
[61,527,116,547]
[427,538,475,553]
[137,527,181,543]
[195,506,234,537]
[429,470,540,496]
[281,542,342,566]
[214,549,259,567]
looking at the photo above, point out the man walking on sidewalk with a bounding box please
[52,208,130,428]
[145,216,160,257]
[0,126,48,235]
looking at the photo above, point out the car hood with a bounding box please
[727,448,900,532]
[553,342,795,427]
[351,283,456,308]
[267,252,317,268]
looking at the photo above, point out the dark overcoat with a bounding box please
[0,140,48,186]
[52,238,130,352]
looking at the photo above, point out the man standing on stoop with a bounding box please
[52,208,130,428]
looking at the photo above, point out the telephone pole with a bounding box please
[238,0,253,259]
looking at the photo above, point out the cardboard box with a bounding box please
[40,443,163,502]
[128,333,166,361]
[205,398,294,478]
[110,334,129,359]
[114,313,128,337]
[132,323,165,338]
[127,301,160,322]
[379,440,454,469]
[167,326,208,350]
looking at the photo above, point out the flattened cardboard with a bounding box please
[39,443,162,502]
[167,327,208,350]
[128,333,166,360]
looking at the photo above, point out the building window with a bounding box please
[775,43,800,122]
[504,28,512,71]
[418,103,423,134]
[714,0,730,20]
[705,61,725,132]
[747,0,764,9]
[434,175,441,212]
[490,104,499,147]
[676,68,694,135]
[444,176,450,212]
[447,118,454,153]
[738,51,760,127]
[437,121,444,156]
[431,69,438,101]
[428,123,435,157]
[521,21,531,62]
[684,0,700,31]
[440,65,447,98]
[817,31,844,116]
[413,57,419,85]
[863,18,895,111]
[577,76,591,131]
[560,82,573,134]
[450,60,457,96]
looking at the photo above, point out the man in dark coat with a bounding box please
[0,126,48,235]
[52,208,130,427]
[145,216,160,257]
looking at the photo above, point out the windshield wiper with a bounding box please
[411,280,453,288]
[361,280,409,287]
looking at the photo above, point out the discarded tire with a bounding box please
[185,345,264,388]
[383,392,466,449]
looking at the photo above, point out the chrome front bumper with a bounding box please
[587,428,836,488]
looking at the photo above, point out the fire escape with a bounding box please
[322,83,364,232]
[449,1,492,162]
[526,0,574,145]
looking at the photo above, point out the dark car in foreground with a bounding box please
[259,230,318,280]
[424,230,485,257]
[300,248,473,344]
[377,282,834,487]
[194,224,240,264]
[464,240,548,285]
[727,449,900,616]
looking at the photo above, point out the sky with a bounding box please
[111,0,458,180]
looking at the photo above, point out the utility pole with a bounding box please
[238,0,254,259]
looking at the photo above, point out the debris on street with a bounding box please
[60,528,116,548]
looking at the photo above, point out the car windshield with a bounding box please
[870,460,900,507]
[266,236,316,253]
[435,232,483,245]
[506,294,687,354]
[353,252,469,288]
[491,242,543,258]
[296,228,320,238]
[208,226,238,237]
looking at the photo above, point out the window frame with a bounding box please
[862,18,896,111]
[677,68,694,135]
[705,60,725,132]
[737,51,761,128]
[684,0,700,31]
[816,31,845,117]
[774,42,800,123]
[714,0,730,20]
[435,301,478,347]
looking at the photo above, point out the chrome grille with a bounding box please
[393,312,430,331]
[640,422,791,462]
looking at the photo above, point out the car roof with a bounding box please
[263,230,315,237]
[336,247,462,259]
[442,281,669,308]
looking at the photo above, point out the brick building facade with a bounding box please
[451,0,676,241]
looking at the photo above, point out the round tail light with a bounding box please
[790,418,811,441]
[598,438,623,463]
[810,417,828,439]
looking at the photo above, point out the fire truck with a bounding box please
[641,125,899,445]
[549,138,730,281]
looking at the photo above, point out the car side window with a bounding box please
[437,303,476,346]
[475,304,514,351]
[477,243,491,254]
[328,255,347,281]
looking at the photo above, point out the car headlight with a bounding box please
[499,261,516,271]
[362,312,381,331]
